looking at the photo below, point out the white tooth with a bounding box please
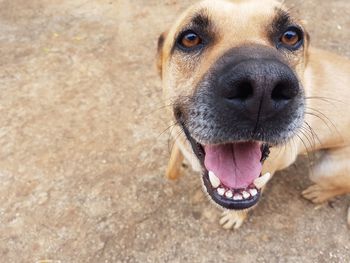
[253,172,271,189]
[208,171,220,188]
[233,194,243,201]
[249,188,258,196]
[225,190,233,198]
[217,188,225,196]
[242,191,250,199]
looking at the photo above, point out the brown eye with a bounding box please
[180,32,202,48]
[281,30,300,47]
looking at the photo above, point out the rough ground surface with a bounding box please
[0,0,349,262]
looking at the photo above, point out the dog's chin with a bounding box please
[181,124,276,210]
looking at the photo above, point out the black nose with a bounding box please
[217,59,300,121]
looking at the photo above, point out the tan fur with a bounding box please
[165,142,184,180]
[158,0,350,229]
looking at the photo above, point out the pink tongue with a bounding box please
[204,142,262,189]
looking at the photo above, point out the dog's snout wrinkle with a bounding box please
[253,89,265,135]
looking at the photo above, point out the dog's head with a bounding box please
[158,0,309,210]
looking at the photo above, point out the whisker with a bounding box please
[168,128,185,155]
[294,129,314,165]
[305,96,344,105]
[144,103,176,118]
[303,121,322,146]
[307,107,339,131]
[299,125,316,151]
[305,110,342,140]
[157,121,179,140]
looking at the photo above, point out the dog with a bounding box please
[157,0,350,229]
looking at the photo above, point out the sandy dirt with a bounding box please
[0,0,349,262]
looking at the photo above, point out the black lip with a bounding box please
[179,121,268,210]
[202,171,261,210]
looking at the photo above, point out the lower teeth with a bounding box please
[233,194,243,201]
[216,187,257,200]
[217,188,225,196]
[249,188,258,196]
[242,191,250,199]
[208,171,262,200]
[225,190,233,198]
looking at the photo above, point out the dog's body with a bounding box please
[158,0,350,229]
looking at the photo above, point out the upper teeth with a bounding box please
[253,172,271,189]
[208,171,221,188]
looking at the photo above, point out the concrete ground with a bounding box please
[0,0,349,262]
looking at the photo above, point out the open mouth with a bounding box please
[182,125,271,210]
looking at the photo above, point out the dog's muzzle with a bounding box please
[176,45,305,210]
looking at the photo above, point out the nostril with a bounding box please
[227,81,254,101]
[271,81,298,101]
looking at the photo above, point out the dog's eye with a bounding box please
[179,31,202,49]
[281,31,299,45]
[280,27,303,49]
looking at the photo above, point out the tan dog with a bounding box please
[157,0,350,229]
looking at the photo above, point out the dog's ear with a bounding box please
[156,31,167,78]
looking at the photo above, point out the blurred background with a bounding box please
[0,0,349,262]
